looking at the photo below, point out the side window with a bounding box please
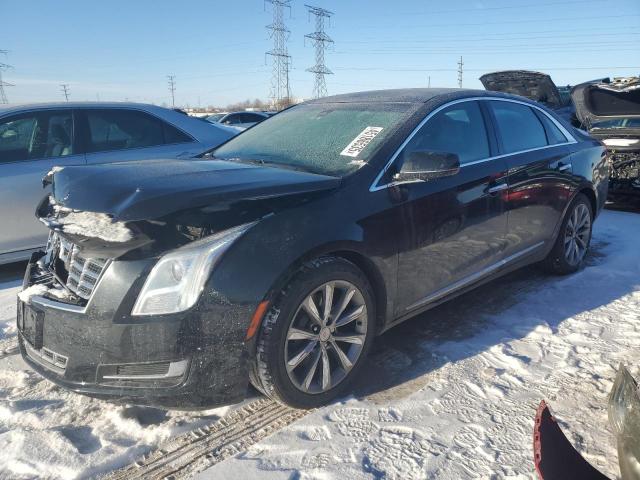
[401,101,490,166]
[489,101,547,153]
[221,114,239,125]
[534,110,568,145]
[243,113,265,123]
[0,111,73,163]
[85,109,164,153]
[163,122,192,144]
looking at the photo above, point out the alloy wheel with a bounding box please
[564,203,591,266]
[284,280,368,394]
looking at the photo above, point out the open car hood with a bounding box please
[480,70,564,108]
[571,77,640,128]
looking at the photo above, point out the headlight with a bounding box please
[132,222,255,316]
[608,364,640,435]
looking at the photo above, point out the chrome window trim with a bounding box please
[405,241,545,312]
[369,96,577,192]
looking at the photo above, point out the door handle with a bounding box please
[557,162,572,172]
[486,183,509,194]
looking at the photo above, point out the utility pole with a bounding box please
[167,75,176,107]
[305,4,333,99]
[265,0,292,109]
[60,84,70,101]
[0,50,13,104]
[457,56,463,88]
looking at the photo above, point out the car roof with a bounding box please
[0,101,173,115]
[308,88,515,104]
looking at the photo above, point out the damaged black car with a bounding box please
[571,77,640,200]
[17,89,608,409]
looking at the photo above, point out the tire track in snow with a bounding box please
[103,397,310,480]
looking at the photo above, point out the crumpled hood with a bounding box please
[571,77,640,128]
[45,158,341,222]
[480,70,564,108]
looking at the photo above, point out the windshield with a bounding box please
[591,117,640,129]
[212,102,415,176]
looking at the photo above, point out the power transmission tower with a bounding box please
[304,5,333,99]
[457,56,463,88]
[0,50,13,104]
[167,75,176,107]
[60,84,70,101]
[265,0,292,109]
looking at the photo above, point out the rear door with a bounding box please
[79,108,198,164]
[0,108,85,254]
[394,100,509,315]
[486,99,576,257]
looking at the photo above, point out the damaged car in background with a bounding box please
[571,77,640,201]
[16,88,608,409]
[480,70,576,124]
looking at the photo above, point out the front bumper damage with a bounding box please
[17,250,252,409]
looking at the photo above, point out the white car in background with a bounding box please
[0,102,239,265]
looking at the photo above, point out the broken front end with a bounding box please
[571,77,640,199]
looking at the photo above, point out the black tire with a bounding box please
[543,193,593,275]
[249,256,376,408]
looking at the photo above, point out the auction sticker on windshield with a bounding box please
[340,126,384,157]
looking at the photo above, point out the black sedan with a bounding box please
[18,89,608,409]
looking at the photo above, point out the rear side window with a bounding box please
[534,110,568,145]
[489,101,547,154]
[0,111,74,163]
[163,122,192,144]
[400,101,490,165]
[85,109,165,153]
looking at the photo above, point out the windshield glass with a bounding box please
[212,102,415,176]
[591,117,640,129]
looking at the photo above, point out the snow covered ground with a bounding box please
[0,208,638,479]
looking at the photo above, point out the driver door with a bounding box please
[0,109,85,255]
[394,100,509,315]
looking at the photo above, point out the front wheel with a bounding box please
[249,257,376,408]
[543,193,593,275]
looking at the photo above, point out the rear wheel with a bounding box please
[249,257,375,408]
[543,193,593,275]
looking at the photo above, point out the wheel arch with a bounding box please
[251,243,390,349]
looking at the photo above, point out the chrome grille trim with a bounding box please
[47,232,110,300]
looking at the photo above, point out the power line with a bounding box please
[60,83,70,101]
[457,56,463,88]
[265,0,292,109]
[0,50,13,104]
[305,4,334,99]
[167,75,176,107]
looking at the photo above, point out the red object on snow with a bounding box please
[533,400,610,480]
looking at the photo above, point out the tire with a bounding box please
[249,256,376,408]
[543,193,593,275]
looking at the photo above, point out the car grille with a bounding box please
[47,233,109,300]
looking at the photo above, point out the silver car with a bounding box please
[0,102,238,265]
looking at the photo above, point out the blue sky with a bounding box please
[1,0,639,106]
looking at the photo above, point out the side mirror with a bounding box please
[395,151,461,182]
